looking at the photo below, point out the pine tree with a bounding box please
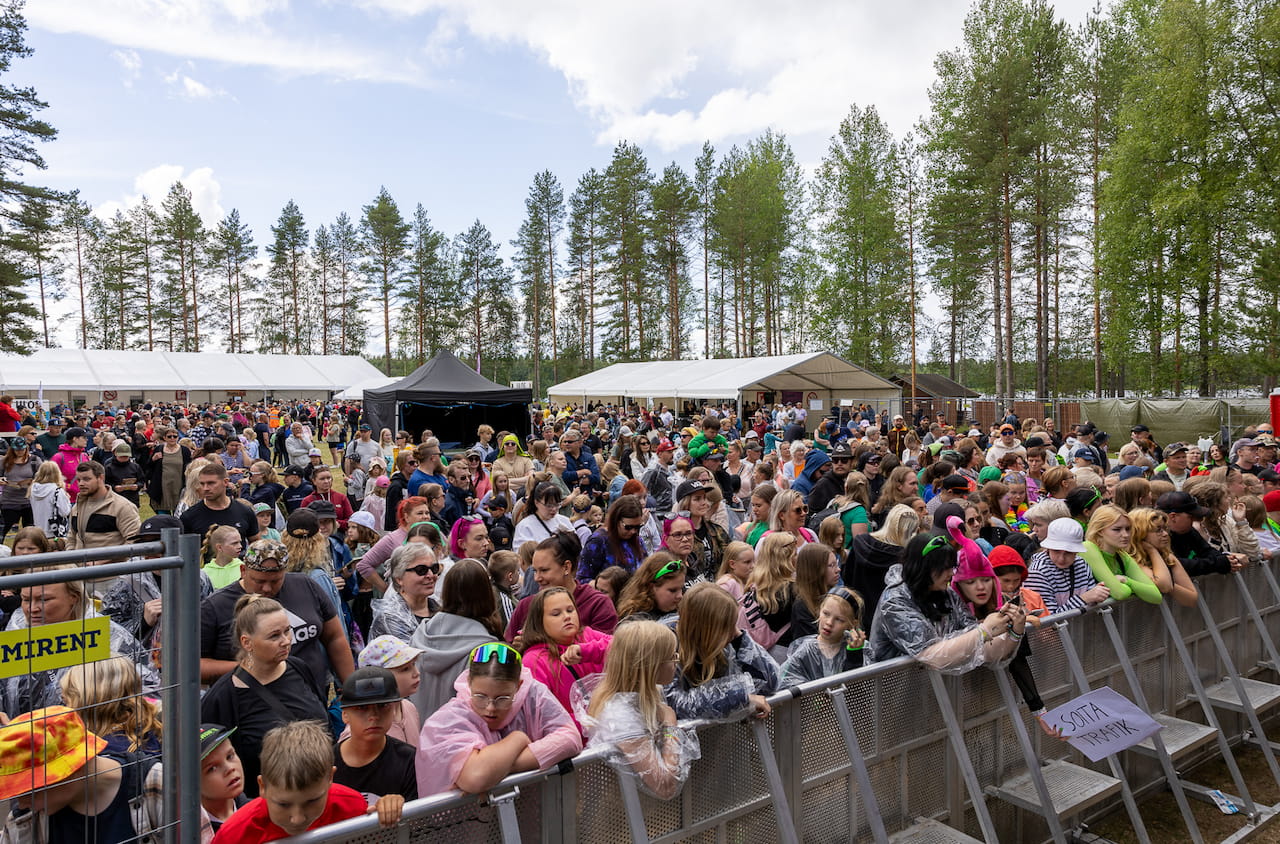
[513,170,565,393]
[566,168,605,365]
[59,191,98,349]
[329,213,366,356]
[360,187,409,370]
[404,204,448,367]
[455,219,514,374]
[159,182,205,351]
[128,198,161,350]
[264,200,309,354]
[648,162,698,359]
[312,224,337,355]
[692,142,717,356]
[600,142,654,359]
[207,209,256,353]
[8,196,62,347]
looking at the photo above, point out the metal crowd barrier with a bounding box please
[0,530,204,844]
[284,557,1280,844]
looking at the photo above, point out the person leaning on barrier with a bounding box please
[1,568,159,717]
[573,620,700,801]
[865,531,1025,672]
[1156,491,1238,577]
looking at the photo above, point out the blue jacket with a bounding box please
[791,450,832,497]
[563,447,600,491]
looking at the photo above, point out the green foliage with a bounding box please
[361,187,410,369]
[513,170,565,393]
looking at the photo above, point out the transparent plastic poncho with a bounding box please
[573,676,701,800]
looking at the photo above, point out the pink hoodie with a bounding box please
[523,626,611,733]
[416,666,582,798]
[52,443,87,502]
[946,514,1003,614]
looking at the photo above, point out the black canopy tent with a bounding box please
[363,350,533,448]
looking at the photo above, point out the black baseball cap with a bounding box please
[1156,491,1210,519]
[282,466,303,477]
[942,474,971,492]
[131,514,183,541]
[340,667,402,707]
[306,500,337,520]
[199,724,237,760]
[675,479,709,502]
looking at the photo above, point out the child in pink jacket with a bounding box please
[416,642,581,797]
[519,587,612,732]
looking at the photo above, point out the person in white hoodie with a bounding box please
[409,560,503,720]
[28,460,70,543]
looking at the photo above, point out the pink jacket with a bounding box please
[52,444,87,502]
[523,626,611,732]
[416,666,582,797]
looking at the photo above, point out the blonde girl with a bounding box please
[765,489,816,547]
[714,541,755,601]
[666,583,777,720]
[780,587,866,685]
[60,655,162,754]
[577,621,698,800]
[201,524,245,590]
[1128,507,1198,607]
[29,460,70,544]
[175,457,212,516]
[1083,504,1162,604]
[740,531,798,658]
[817,516,844,557]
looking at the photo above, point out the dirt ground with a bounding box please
[1091,746,1280,843]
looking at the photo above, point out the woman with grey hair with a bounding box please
[368,543,441,640]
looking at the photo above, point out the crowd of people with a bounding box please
[0,392,1276,842]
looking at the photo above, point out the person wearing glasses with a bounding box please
[145,425,192,515]
[577,495,648,583]
[370,544,443,641]
[866,531,1026,671]
[416,641,582,797]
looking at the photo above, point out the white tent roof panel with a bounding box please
[0,349,385,394]
[548,353,899,401]
[334,375,401,401]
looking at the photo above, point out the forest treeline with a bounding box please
[1,0,1277,400]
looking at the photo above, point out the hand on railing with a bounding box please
[367,794,404,827]
[748,694,771,719]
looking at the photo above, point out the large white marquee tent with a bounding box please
[0,349,386,404]
[547,352,902,414]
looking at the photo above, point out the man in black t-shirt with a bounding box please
[180,462,260,547]
[199,564,351,685]
[334,668,417,801]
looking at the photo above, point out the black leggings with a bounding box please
[1,506,33,538]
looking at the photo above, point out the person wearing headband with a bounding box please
[415,641,581,797]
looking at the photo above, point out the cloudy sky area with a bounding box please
[26,0,1097,349]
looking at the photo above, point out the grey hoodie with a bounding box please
[410,612,495,720]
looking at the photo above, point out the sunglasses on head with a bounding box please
[653,560,685,581]
[471,641,521,665]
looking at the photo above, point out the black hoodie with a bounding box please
[844,532,903,632]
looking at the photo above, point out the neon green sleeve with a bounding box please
[1082,541,1133,600]
[1118,550,1164,604]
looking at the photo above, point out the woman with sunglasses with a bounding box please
[505,531,618,643]
[617,552,687,623]
[145,425,192,514]
[492,434,535,490]
[866,531,1025,671]
[760,489,818,550]
[416,641,582,797]
[369,544,442,641]
[384,452,420,533]
[577,495,647,584]
[412,560,505,719]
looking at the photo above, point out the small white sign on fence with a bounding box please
[1042,686,1162,762]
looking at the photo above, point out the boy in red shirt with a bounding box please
[212,720,402,843]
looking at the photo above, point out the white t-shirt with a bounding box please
[512,513,574,548]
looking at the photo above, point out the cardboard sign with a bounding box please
[13,399,48,413]
[0,617,112,679]
[1043,686,1162,762]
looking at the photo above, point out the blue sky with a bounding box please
[24,0,1096,350]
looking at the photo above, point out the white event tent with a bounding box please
[0,348,386,405]
[547,352,902,415]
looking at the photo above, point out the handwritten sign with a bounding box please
[0,617,112,679]
[1043,686,1162,762]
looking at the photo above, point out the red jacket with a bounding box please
[0,402,20,433]
[300,490,353,530]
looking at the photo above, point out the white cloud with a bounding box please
[28,0,428,86]
[163,66,227,100]
[93,164,226,226]
[357,0,1100,150]
[110,48,141,86]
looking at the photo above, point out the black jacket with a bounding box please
[1170,527,1231,577]
[844,533,902,632]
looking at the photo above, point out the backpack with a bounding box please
[808,500,858,534]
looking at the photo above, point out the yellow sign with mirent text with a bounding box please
[0,617,111,679]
